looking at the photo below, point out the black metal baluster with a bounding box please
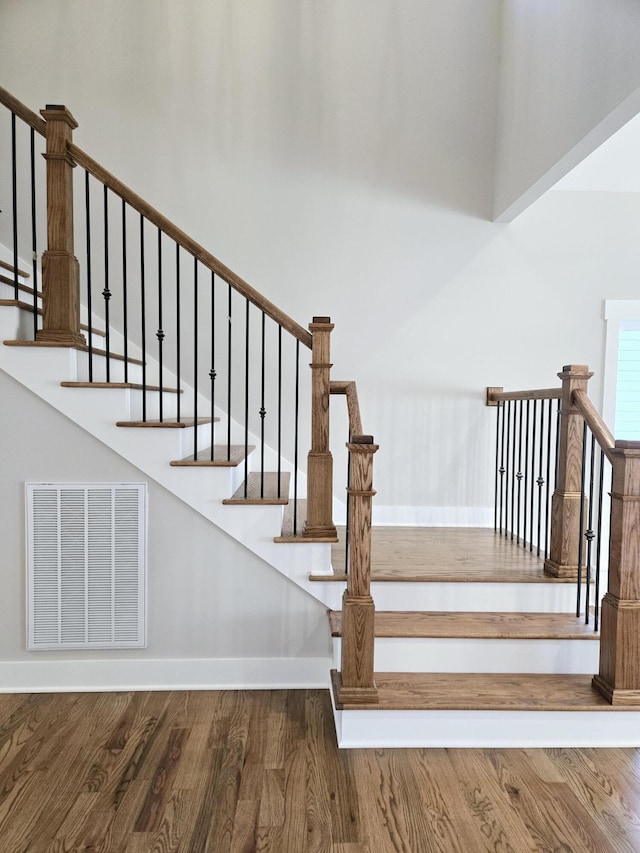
[584,433,597,625]
[227,283,232,460]
[103,185,111,382]
[505,401,512,538]
[594,452,606,632]
[85,172,93,382]
[498,401,506,535]
[293,340,300,535]
[494,401,501,532]
[156,228,164,422]
[277,325,282,498]
[209,270,216,459]
[554,398,561,487]
[510,399,517,539]
[121,200,129,382]
[11,112,18,300]
[516,400,524,544]
[259,311,266,498]
[30,128,38,339]
[529,399,538,552]
[576,422,588,619]
[523,400,530,548]
[175,245,181,423]
[536,399,545,557]
[544,398,553,559]
[345,444,351,574]
[140,214,147,421]
[243,298,250,498]
[193,257,199,459]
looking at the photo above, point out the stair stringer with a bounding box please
[0,306,344,611]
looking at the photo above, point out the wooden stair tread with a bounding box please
[0,300,107,337]
[328,610,599,640]
[223,472,290,505]
[4,339,142,364]
[0,258,29,278]
[323,526,577,584]
[171,445,254,466]
[116,417,216,428]
[274,499,339,542]
[62,381,181,393]
[331,671,633,712]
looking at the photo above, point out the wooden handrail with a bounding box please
[330,380,363,436]
[487,386,561,405]
[0,86,47,135]
[69,144,312,348]
[572,389,616,463]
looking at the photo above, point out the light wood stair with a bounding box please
[223,472,291,505]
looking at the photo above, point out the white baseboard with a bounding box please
[372,506,493,527]
[0,657,332,693]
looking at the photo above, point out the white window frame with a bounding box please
[603,300,640,438]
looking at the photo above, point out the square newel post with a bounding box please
[544,364,593,578]
[336,435,379,705]
[593,441,640,705]
[37,105,85,347]
[304,316,337,540]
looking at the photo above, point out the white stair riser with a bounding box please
[332,636,600,674]
[332,705,640,748]
[367,580,580,612]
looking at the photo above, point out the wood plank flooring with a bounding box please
[324,527,575,583]
[1,690,640,852]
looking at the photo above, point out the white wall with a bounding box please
[0,370,330,690]
[495,0,640,220]
[1,1,639,525]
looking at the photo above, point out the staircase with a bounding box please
[3,87,640,749]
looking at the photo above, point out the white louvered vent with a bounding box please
[26,483,147,650]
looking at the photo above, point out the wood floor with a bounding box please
[2,690,640,852]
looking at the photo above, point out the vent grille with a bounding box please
[26,483,147,650]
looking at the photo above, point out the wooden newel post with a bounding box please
[37,105,85,347]
[336,435,379,705]
[544,364,593,578]
[593,440,640,704]
[304,316,337,540]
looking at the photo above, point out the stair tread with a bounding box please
[323,526,576,584]
[116,417,216,428]
[223,472,290,505]
[0,300,107,337]
[62,381,181,393]
[331,671,630,712]
[328,610,599,639]
[0,258,29,278]
[171,445,254,466]
[4,339,143,364]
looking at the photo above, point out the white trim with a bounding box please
[603,299,640,433]
[333,706,640,748]
[0,657,332,692]
[372,505,493,527]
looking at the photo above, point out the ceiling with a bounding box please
[553,112,640,192]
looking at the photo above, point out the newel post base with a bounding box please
[335,593,378,705]
[543,365,593,578]
[304,316,337,541]
[592,441,640,705]
[37,104,85,348]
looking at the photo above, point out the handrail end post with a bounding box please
[486,386,503,406]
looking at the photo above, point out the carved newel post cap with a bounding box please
[41,104,78,128]
[312,315,331,324]
[558,364,593,380]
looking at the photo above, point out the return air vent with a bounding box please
[26,483,147,650]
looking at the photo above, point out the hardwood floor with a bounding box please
[1,690,640,852]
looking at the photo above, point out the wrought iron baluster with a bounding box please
[594,452,606,632]
[193,257,199,459]
[576,422,588,619]
[544,398,553,559]
[536,399,545,557]
[140,214,147,421]
[156,228,164,422]
[516,400,524,544]
[85,172,93,381]
[529,399,538,552]
[498,401,506,534]
[11,112,18,300]
[243,298,250,499]
[30,127,38,339]
[505,400,512,538]
[121,200,128,382]
[523,400,530,548]
[584,433,597,625]
[209,270,216,459]
[259,311,266,498]
[175,245,181,423]
[494,400,501,532]
[103,185,111,382]
[227,283,232,461]
[277,325,282,498]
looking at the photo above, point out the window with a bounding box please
[604,301,640,440]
